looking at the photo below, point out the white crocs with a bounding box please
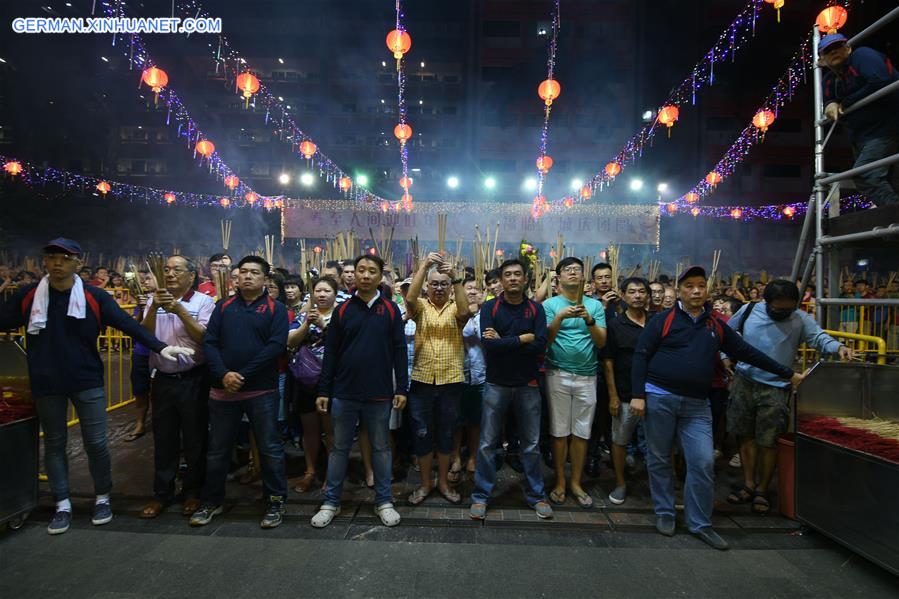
[374,502,401,527]
[311,505,341,528]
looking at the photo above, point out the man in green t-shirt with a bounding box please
[543,257,607,508]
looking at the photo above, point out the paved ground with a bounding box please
[1,401,897,597]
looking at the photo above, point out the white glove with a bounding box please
[159,346,196,362]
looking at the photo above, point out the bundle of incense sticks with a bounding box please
[708,250,722,289]
[113,256,127,275]
[582,255,594,280]
[264,235,275,266]
[437,214,448,254]
[212,266,229,300]
[146,253,167,291]
[220,219,232,251]
[534,258,545,289]
[124,265,144,299]
[730,271,740,289]
[607,244,620,289]
[173,246,181,256]
[555,233,564,268]
[888,272,897,289]
[759,269,768,284]
[625,264,641,278]
[410,236,420,274]
[454,238,463,269]
[648,260,661,283]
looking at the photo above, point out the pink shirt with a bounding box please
[147,290,216,374]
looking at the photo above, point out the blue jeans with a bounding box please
[471,383,545,506]
[35,387,111,501]
[323,399,393,508]
[643,392,714,533]
[201,392,287,505]
[853,137,899,206]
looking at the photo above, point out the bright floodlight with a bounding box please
[641,110,654,122]
[629,178,644,192]
[447,176,460,189]
[300,172,315,187]
[570,178,583,191]
[356,174,369,186]
[484,177,497,190]
[523,177,537,191]
[278,173,290,185]
[657,182,668,193]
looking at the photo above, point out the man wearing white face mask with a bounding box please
[0,238,194,535]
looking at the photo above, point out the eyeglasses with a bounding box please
[560,266,583,275]
[429,281,451,288]
[163,267,188,275]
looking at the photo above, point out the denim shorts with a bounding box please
[611,401,640,446]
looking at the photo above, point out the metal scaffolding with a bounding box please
[792,10,899,326]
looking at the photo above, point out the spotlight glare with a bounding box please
[523,177,537,191]
[657,182,668,193]
[300,172,315,187]
[570,178,583,191]
[356,174,369,186]
[278,173,290,185]
[629,178,644,192]
[447,176,460,189]
[484,177,497,190]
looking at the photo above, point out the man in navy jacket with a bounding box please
[0,238,193,535]
[190,255,289,530]
[311,254,408,529]
[630,266,804,550]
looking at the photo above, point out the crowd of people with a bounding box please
[0,237,863,551]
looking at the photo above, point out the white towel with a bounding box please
[27,274,87,334]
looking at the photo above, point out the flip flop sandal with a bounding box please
[292,473,317,494]
[439,488,462,505]
[571,490,594,509]
[727,485,754,505]
[139,500,167,519]
[549,489,566,505]
[408,487,431,505]
[124,431,145,443]
[447,466,462,484]
[751,492,771,515]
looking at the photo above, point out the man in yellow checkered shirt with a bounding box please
[405,252,472,506]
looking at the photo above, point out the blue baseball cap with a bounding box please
[818,33,848,54]
[43,237,83,255]
[677,265,707,285]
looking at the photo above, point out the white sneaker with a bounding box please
[375,502,401,527]
[311,505,340,528]
[728,453,742,468]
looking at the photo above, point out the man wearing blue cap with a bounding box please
[0,238,195,535]
[819,33,899,206]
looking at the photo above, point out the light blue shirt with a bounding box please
[462,311,486,386]
[544,295,606,376]
[729,301,842,388]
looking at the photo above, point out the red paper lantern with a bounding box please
[224,175,240,190]
[393,201,403,212]
[401,193,413,213]
[368,247,378,255]
[538,79,561,106]
[379,200,390,213]
[220,197,231,208]
[96,181,111,195]
[236,72,260,105]
[684,192,699,203]
[245,191,259,205]
[764,0,784,22]
[731,208,743,219]
[691,207,701,217]
[339,176,353,192]
[141,66,168,98]
[817,6,847,34]
[752,109,776,134]
[399,176,413,190]
[3,161,22,176]
[495,249,505,257]
[604,162,621,178]
[783,206,796,218]
[274,199,283,209]
[657,105,680,137]
[313,246,322,254]
[164,192,176,204]
[563,197,574,209]
[536,156,553,174]
[580,185,593,200]
[706,171,723,187]
[195,140,215,158]
[299,140,317,160]
[394,123,413,144]
[386,29,412,60]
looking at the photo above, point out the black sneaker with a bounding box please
[91,502,113,526]
[189,504,223,527]
[47,510,72,535]
[260,496,285,529]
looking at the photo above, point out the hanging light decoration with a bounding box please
[536,156,554,174]
[666,203,678,214]
[706,171,723,187]
[224,175,240,190]
[394,123,413,145]
[379,200,390,213]
[604,162,621,178]
[730,208,743,219]
[245,191,259,205]
[195,140,215,159]
[691,207,701,217]
[163,192,176,204]
[338,176,353,192]
[220,198,231,208]
[764,0,784,23]
[580,185,593,200]
[299,140,317,160]
[816,6,848,34]
[783,206,796,218]
[263,199,274,210]
[684,192,699,203]
[657,105,680,138]
[401,193,413,213]
[399,176,413,190]
[3,160,23,176]
[96,181,111,195]
[562,197,574,209]
[752,109,776,135]
[386,28,412,66]
[235,72,260,108]
[537,79,561,106]
[140,66,168,104]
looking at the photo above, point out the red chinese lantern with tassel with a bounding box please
[580,185,593,200]
[399,176,413,190]
[380,200,390,213]
[816,6,847,34]
[401,193,414,213]
[245,191,259,205]
[96,181,111,195]
[299,140,317,160]
[394,124,413,144]
[224,175,239,190]
[3,161,23,176]
[604,162,621,178]
[691,207,700,217]
[563,197,574,209]
[195,140,215,158]
[386,29,412,60]
[666,203,678,214]
[141,66,168,104]
[220,198,231,208]
[657,105,680,138]
[339,177,353,192]
[783,206,796,218]
[685,192,699,204]
[764,0,784,23]
[236,72,260,106]
[752,109,776,134]
[538,79,561,106]
[164,192,176,204]
[706,171,723,187]
[274,199,283,209]
[536,156,553,174]
[313,246,322,254]
[263,199,274,210]
[731,208,743,219]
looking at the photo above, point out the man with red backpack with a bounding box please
[630,266,805,551]
[0,238,194,535]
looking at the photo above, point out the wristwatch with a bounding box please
[585,318,596,327]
